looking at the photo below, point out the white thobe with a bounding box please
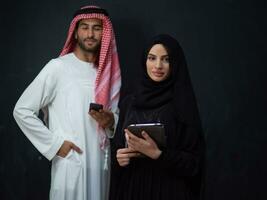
[13,53,118,200]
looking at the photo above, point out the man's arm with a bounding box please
[89,107,119,138]
[13,59,64,160]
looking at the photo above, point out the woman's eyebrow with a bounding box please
[161,55,169,57]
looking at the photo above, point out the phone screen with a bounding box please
[89,103,103,112]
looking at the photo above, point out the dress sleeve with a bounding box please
[110,95,132,167]
[155,124,204,177]
[13,59,65,161]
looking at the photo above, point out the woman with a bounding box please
[109,34,205,200]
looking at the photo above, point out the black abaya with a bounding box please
[109,96,203,200]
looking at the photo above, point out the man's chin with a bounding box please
[81,45,99,53]
[85,47,99,53]
[78,41,100,53]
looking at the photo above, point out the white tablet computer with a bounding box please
[127,123,166,147]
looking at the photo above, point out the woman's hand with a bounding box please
[116,148,141,167]
[125,129,162,160]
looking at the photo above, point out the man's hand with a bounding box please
[116,148,141,167]
[89,109,114,129]
[56,140,82,158]
[125,129,162,160]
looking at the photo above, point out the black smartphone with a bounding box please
[89,103,103,112]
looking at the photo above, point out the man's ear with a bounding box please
[74,31,78,40]
[74,20,80,40]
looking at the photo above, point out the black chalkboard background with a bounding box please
[0,0,266,199]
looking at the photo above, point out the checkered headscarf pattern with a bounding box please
[60,6,121,149]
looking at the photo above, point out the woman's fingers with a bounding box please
[116,148,141,166]
[141,131,156,145]
[117,148,140,158]
[118,159,130,167]
[125,129,140,142]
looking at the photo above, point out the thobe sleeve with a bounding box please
[13,59,65,161]
[105,107,119,138]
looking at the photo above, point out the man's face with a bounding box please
[75,18,103,53]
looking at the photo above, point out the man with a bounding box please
[13,5,121,200]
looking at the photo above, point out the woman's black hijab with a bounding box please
[133,34,201,128]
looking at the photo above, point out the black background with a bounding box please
[0,0,266,199]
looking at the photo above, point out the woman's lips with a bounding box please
[152,71,164,77]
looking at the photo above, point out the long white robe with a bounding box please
[13,53,118,200]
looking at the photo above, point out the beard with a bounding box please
[77,37,101,53]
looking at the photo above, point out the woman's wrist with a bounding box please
[151,149,162,160]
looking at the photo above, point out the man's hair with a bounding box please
[72,7,109,19]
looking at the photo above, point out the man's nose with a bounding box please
[87,28,94,38]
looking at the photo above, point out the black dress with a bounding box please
[109,96,203,200]
[110,34,204,200]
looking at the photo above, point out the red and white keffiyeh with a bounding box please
[60,6,121,149]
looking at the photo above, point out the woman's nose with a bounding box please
[155,60,162,69]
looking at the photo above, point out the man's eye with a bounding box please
[81,26,88,30]
[94,27,103,31]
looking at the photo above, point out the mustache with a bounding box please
[84,37,97,42]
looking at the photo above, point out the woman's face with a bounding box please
[146,44,170,82]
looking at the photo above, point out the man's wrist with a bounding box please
[109,123,115,131]
[108,113,115,130]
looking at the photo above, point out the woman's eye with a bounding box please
[163,57,169,63]
[147,56,155,61]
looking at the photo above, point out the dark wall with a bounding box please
[1,0,266,199]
